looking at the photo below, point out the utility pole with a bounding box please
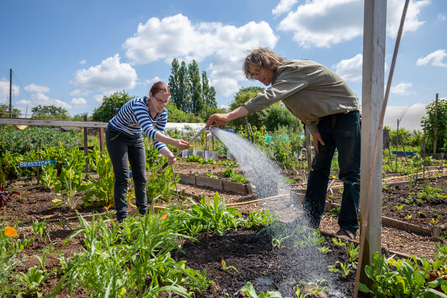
[9,69,12,117]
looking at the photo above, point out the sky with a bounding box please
[0,0,446,119]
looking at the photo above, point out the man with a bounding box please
[205,48,360,240]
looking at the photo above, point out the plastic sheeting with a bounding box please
[383,103,428,132]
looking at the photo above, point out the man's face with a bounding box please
[249,64,274,86]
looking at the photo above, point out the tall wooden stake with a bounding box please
[434,93,438,154]
[355,0,409,296]
[9,69,12,117]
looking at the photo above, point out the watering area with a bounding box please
[211,128,347,296]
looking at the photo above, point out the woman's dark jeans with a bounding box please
[106,126,147,221]
[303,111,361,234]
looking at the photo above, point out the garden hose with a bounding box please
[147,127,206,182]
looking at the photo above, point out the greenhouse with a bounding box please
[383,103,428,132]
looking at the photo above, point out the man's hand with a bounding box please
[205,113,231,129]
[205,106,250,129]
[312,133,325,154]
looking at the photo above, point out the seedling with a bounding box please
[329,261,352,278]
[221,259,238,272]
[394,205,404,211]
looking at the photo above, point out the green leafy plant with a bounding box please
[15,265,53,297]
[184,192,242,235]
[83,146,115,209]
[244,210,278,228]
[40,162,58,191]
[206,172,217,178]
[327,207,340,218]
[394,205,404,211]
[55,163,85,210]
[240,282,282,298]
[329,261,352,278]
[32,218,48,240]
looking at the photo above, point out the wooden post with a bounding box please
[395,119,399,171]
[99,127,105,155]
[9,69,12,117]
[358,0,387,290]
[83,115,89,178]
[434,93,438,154]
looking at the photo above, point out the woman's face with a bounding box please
[149,92,170,114]
[248,64,275,86]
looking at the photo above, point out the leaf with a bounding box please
[240,282,258,298]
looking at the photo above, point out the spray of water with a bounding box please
[211,128,345,297]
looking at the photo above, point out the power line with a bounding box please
[11,70,37,106]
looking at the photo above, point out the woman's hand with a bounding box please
[174,139,192,150]
[167,156,177,165]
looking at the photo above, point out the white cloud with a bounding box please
[71,97,87,107]
[332,54,363,82]
[123,14,278,98]
[272,0,298,17]
[80,59,86,64]
[439,13,446,21]
[211,77,240,97]
[30,93,51,105]
[391,82,415,95]
[387,0,430,38]
[24,84,50,93]
[0,78,20,104]
[277,0,363,48]
[276,0,428,48]
[94,91,116,105]
[55,100,72,110]
[416,49,447,67]
[69,89,90,96]
[72,54,138,91]
[144,76,161,86]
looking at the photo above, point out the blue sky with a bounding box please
[1,0,446,119]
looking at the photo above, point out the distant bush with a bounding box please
[0,127,78,155]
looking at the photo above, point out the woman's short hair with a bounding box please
[243,48,286,80]
[150,81,170,96]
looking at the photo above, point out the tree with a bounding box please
[422,98,447,153]
[168,59,217,118]
[165,102,204,123]
[202,71,217,108]
[189,60,203,115]
[92,91,133,123]
[31,105,70,120]
[229,87,265,129]
[0,104,21,117]
[71,113,92,121]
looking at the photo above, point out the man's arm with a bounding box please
[205,106,249,129]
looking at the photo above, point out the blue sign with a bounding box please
[19,160,56,168]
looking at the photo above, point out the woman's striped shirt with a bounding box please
[108,96,167,151]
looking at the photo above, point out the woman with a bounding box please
[106,81,191,222]
[206,48,361,240]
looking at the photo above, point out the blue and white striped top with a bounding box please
[108,96,167,151]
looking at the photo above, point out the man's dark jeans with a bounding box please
[303,111,361,234]
[106,126,147,221]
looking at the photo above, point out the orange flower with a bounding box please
[5,226,18,237]
[161,214,168,219]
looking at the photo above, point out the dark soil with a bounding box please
[1,161,445,297]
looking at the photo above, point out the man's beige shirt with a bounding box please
[242,59,360,135]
